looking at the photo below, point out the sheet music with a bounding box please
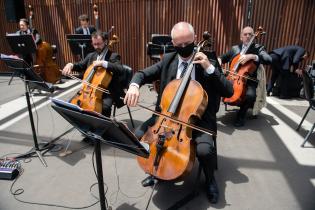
[50,98,82,112]
[0,53,22,60]
[140,142,150,153]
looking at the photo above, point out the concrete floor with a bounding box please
[0,75,314,210]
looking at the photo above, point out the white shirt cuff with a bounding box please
[254,55,259,62]
[205,65,215,74]
[101,61,109,68]
[130,83,139,89]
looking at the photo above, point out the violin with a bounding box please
[28,5,61,84]
[137,33,214,180]
[223,26,266,105]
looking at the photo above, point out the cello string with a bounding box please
[222,68,258,82]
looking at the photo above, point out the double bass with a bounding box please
[137,33,215,180]
[28,5,61,84]
[223,27,265,106]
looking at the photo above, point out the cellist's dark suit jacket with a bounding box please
[220,44,271,121]
[131,51,233,182]
[132,51,233,132]
[75,26,97,35]
[72,49,126,116]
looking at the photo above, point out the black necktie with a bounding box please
[180,62,188,78]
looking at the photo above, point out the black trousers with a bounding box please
[237,84,257,120]
[101,94,113,117]
[267,53,291,97]
[135,115,217,183]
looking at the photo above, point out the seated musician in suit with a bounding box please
[218,26,272,127]
[75,14,96,35]
[62,30,126,117]
[16,18,42,65]
[124,22,233,204]
[267,45,309,98]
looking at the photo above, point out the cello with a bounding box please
[28,5,61,84]
[137,34,214,180]
[223,27,265,106]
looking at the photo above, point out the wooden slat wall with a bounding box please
[0,0,314,78]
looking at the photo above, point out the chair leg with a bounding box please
[301,123,315,147]
[296,106,311,131]
[213,136,218,170]
[127,106,135,128]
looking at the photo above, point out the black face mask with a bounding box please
[174,42,195,58]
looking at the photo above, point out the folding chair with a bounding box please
[296,70,315,147]
[112,64,135,128]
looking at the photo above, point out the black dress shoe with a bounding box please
[141,175,155,187]
[267,91,271,96]
[206,177,219,204]
[82,137,94,144]
[233,118,245,127]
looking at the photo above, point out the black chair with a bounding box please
[112,64,135,128]
[296,70,315,147]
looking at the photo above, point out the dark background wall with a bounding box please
[0,0,314,80]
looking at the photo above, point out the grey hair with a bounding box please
[171,22,195,39]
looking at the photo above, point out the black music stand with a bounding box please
[51,98,149,210]
[6,34,37,55]
[1,55,54,167]
[147,34,175,61]
[5,34,37,85]
[66,34,93,59]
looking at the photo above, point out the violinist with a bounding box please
[218,26,271,127]
[124,22,233,204]
[16,18,41,65]
[62,30,126,117]
[75,14,96,35]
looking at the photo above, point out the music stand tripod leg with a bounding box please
[8,71,16,85]
[94,138,107,210]
[24,78,47,167]
[79,43,86,60]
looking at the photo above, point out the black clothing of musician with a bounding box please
[267,45,308,98]
[62,31,126,117]
[75,14,97,35]
[219,26,272,127]
[16,18,42,66]
[124,22,233,204]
